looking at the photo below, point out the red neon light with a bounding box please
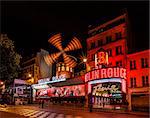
[36,84,85,97]
[98,52,106,64]
[85,67,126,82]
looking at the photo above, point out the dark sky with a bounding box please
[1,1,149,57]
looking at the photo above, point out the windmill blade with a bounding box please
[48,33,63,51]
[44,52,61,65]
[63,53,77,68]
[64,37,82,52]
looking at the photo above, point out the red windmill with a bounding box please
[44,33,82,68]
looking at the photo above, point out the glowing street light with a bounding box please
[83,58,87,63]
[0,82,3,85]
[28,74,32,78]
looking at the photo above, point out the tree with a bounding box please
[0,34,21,85]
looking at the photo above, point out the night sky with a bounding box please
[1,1,149,58]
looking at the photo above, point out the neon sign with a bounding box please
[38,78,50,84]
[85,67,126,82]
[52,74,66,81]
[36,84,85,97]
[93,83,120,95]
[95,50,108,68]
[37,74,66,85]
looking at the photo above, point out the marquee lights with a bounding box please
[85,67,126,82]
[88,78,122,84]
[52,74,66,81]
[38,78,50,84]
[92,83,121,96]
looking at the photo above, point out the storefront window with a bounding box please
[66,66,69,71]
[61,66,65,71]
[58,67,61,71]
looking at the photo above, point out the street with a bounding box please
[0,110,25,118]
[0,104,149,118]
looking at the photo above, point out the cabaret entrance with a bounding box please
[85,67,127,110]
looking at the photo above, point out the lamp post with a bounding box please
[0,81,5,94]
[28,73,33,104]
[28,73,32,78]
[82,57,91,72]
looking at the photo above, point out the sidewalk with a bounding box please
[21,103,149,117]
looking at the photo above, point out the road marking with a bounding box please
[21,110,35,115]
[25,110,39,117]
[37,112,50,118]
[46,112,57,118]
[30,111,45,118]
[0,107,83,118]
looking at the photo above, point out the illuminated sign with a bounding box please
[85,67,126,82]
[92,83,121,96]
[52,74,66,81]
[32,84,49,89]
[38,74,66,85]
[36,84,85,98]
[92,82,123,100]
[95,50,108,68]
[38,78,50,84]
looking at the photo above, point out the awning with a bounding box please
[48,78,85,87]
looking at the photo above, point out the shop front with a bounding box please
[12,79,32,105]
[32,75,67,102]
[32,75,85,106]
[85,67,127,110]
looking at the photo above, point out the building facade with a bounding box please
[86,14,128,110]
[86,13,149,111]
[21,54,40,84]
[23,13,149,111]
[127,50,150,111]
[87,14,127,70]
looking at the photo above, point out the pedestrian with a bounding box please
[39,99,41,108]
[88,93,93,112]
[41,100,44,108]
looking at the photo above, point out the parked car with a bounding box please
[0,98,7,108]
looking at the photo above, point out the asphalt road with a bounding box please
[0,105,149,118]
[0,111,26,118]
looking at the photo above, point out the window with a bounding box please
[141,58,149,68]
[58,67,61,71]
[115,32,122,40]
[142,76,149,87]
[98,40,103,46]
[107,49,112,57]
[70,68,73,72]
[130,77,136,88]
[61,65,65,71]
[106,36,112,44]
[116,46,123,55]
[91,42,95,49]
[116,61,122,67]
[66,66,69,71]
[130,60,136,70]
[91,54,95,61]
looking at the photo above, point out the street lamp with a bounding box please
[83,58,87,63]
[0,82,3,85]
[28,74,32,78]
